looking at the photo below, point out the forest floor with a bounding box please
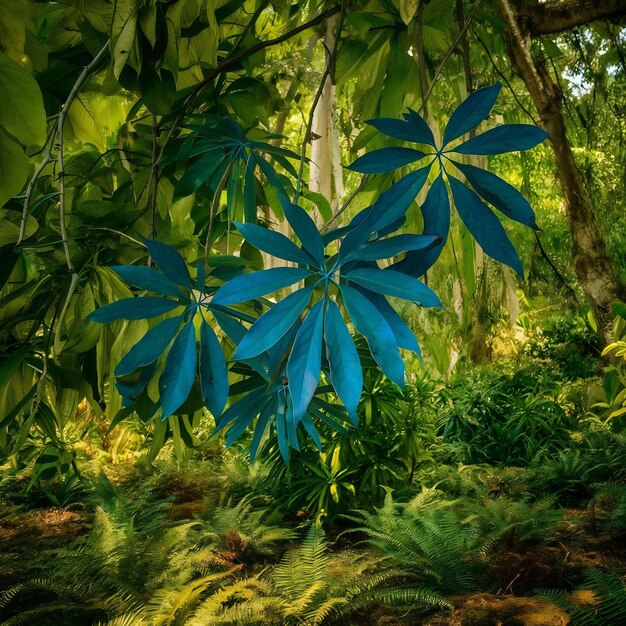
[1,467,625,626]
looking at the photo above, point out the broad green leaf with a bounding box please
[0,211,37,245]
[0,51,46,146]
[0,129,28,206]
[111,0,139,79]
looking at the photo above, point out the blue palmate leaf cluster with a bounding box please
[349,82,547,277]
[89,83,549,461]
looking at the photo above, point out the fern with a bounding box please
[346,488,491,595]
[538,569,626,625]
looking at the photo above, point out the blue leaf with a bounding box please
[235,286,313,359]
[285,400,300,450]
[401,109,437,146]
[234,222,314,266]
[345,268,442,307]
[212,310,248,345]
[340,165,432,258]
[282,201,326,266]
[301,412,322,450]
[393,174,450,276]
[442,83,502,147]
[159,321,197,419]
[452,124,549,155]
[88,297,182,322]
[250,400,273,462]
[243,160,257,223]
[367,116,436,146]
[225,406,257,447]
[196,262,206,291]
[215,388,265,433]
[344,234,437,262]
[348,147,428,174]
[253,153,289,199]
[115,315,183,376]
[448,175,523,276]
[452,161,538,229]
[110,266,184,298]
[275,395,290,461]
[200,319,228,419]
[340,285,404,387]
[324,299,362,422]
[144,239,193,289]
[212,267,314,305]
[287,299,325,422]
[363,291,421,355]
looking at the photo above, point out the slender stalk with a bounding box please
[17,127,57,246]
[53,41,109,358]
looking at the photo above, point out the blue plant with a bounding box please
[88,83,549,461]
[349,82,547,277]
[88,239,248,421]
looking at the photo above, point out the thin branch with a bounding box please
[534,230,579,301]
[156,5,341,170]
[416,0,429,119]
[417,0,485,116]
[53,41,109,358]
[16,126,57,246]
[473,28,539,124]
[295,1,346,203]
[322,174,369,233]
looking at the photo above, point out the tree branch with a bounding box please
[515,0,626,35]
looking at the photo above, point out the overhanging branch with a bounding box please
[516,0,626,36]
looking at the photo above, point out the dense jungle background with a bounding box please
[1,0,626,624]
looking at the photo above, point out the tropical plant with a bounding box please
[346,487,496,597]
[538,569,626,626]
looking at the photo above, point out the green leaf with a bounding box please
[0,128,29,206]
[0,51,46,146]
[111,0,139,79]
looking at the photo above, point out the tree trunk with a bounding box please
[496,0,626,343]
[309,14,344,225]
